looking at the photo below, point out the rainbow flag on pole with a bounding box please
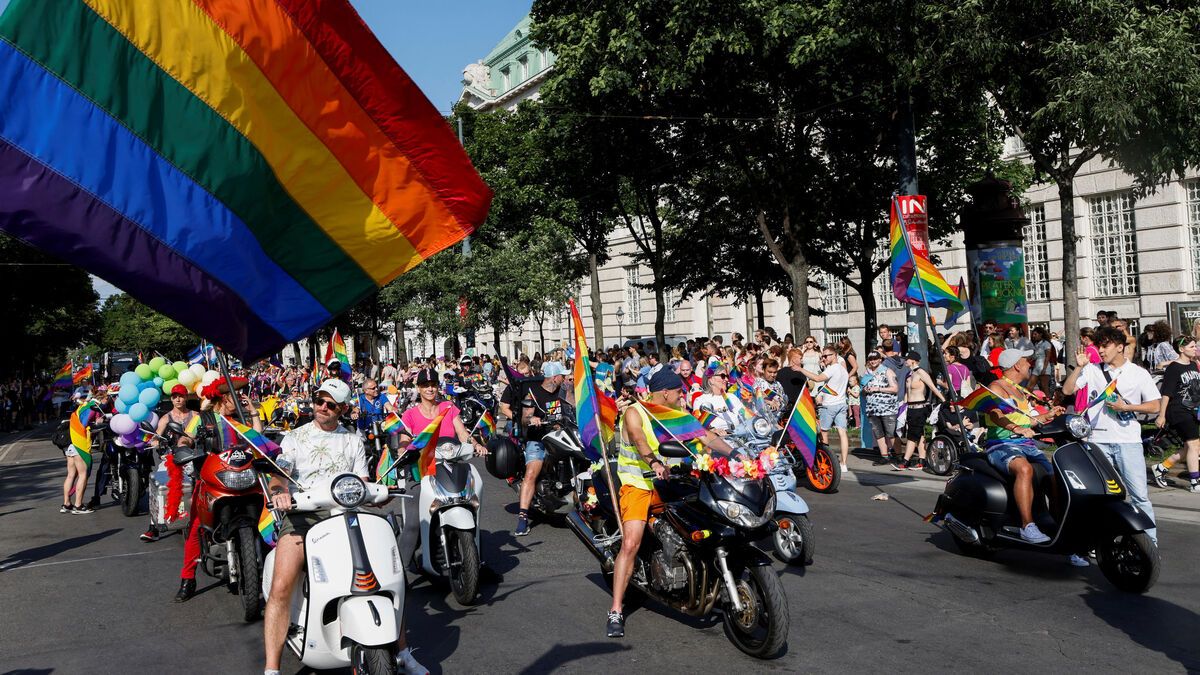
[72,362,93,385]
[569,299,615,461]
[50,361,73,390]
[692,408,718,430]
[226,416,282,459]
[960,386,1020,415]
[412,411,448,480]
[325,329,352,380]
[639,401,707,445]
[0,0,490,361]
[784,385,818,467]
[888,195,964,311]
[381,411,404,435]
[472,409,497,442]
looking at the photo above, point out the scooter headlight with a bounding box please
[216,469,257,490]
[1066,414,1091,440]
[331,474,366,508]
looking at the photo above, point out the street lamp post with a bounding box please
[616,307,625,346]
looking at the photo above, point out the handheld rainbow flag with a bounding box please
[50,361,72,390]
[184,414,240,449]
[569,299,615,461]
[473,409,496,442]
[639,401,707,446]
[69,399,100,471]
[72,362,93,385]
[693,408,718,430]
[257,505,278,547]
[1085,379,1120,410]
[412,411,448,481]
[960,387,1021,415]
[784,385,818,467]
[381,411,404,435]
[226,416,282,459]
[325,329,352,380]
[888,195,964,312]
[0,0,490,361]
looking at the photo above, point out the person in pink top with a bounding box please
[398,368,487,456]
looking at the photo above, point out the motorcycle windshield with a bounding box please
[712,473,768,509]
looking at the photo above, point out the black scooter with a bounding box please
[931,414,1159,593]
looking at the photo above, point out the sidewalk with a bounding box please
[844,447,1200,526]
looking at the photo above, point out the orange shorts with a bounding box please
[618,484,662,524]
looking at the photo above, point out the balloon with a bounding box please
[172,361,188,375]
[138,388,160,407]
[158,364,176,380]
[118,386,139,404]
[162,378,180,394]
[109,413,136,435]
[189,363,206,378]
[138,380,156,391]
[114,398,128,414]
[178,370,196,387]
[201,370,220,386]
[147,412,160,428]
[120,371,141,389]
[153,376,165,388]
[148,356,166,371]
[128,402,149,423]
[114,435,129,448]
[135,364,153,380]
[194,382,205,396]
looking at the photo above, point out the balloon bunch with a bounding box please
[108,356,224,447]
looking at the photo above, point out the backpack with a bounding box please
[51,418,71,450]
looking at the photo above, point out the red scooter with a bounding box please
[174,439,267,621]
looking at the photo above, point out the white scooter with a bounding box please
[417,438,483,607]
[261,472,409,674]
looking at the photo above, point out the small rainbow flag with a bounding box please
[412,411,448,480]
[693,408,718,429]
[72,362,93,385]
[473,409,496,441]
[69,399,100,470]
[50,361,73,390]
[1085,379,1120,410]
[137,430,158,445]
[639,401,707,446]
[257,505,278,547]
[960,387,1020,415]
[784,386,818,467]
[226,416,281,459]
[184,414,240,449]
[381,411,404,435]
[325,329,352,380]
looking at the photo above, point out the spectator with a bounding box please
[862,352,899,465]
[1143,320,1177,373]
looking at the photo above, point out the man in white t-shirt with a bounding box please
[798,346,850,472]
[1062,325,1160,545]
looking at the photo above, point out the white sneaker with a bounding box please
[1068,554,1090,567]
[397,648,429,675]
[1189,479,1200,494]
[840,463,849,473]
[1020,523,1051,544]
[1151,463,1169,488]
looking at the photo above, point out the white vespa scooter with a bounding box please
[417,438,483,607]
[262,471,409,674]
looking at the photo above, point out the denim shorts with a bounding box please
[524,440,547,463]
[986,441,1053,476]
[818,403,848,431]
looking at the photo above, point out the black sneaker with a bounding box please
[60,504,73,513]
[174,578,196,603]
[86,496,100,509]
[891,460,908,471]
[911,460,926,471]
[873,456,891,466]
[72,504,94,514]
[606,610,625,638]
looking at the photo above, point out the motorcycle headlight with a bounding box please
[331,474,366,508]
[1066,414,1091,440]
[215,469,257,490]
[717,494,774,529]
[752,417,771,438]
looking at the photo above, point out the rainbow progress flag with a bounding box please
[412,411,447,481]
[784,385,818,467]
[69,399,101,470]
[693,408,718,430]
[381,411,404,435]
[960,386,1020,415]
[473,409,496,442]
[0,0,490,361]
[888,195,964,311]
[50,361,73,390]
[325,328,352,380]
[570,299,616,462]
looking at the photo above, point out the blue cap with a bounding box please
[541,361,567,377]
[648,367,683,392]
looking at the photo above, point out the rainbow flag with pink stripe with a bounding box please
[785,385,818,467]
[257,505,278,547]
[413,411,447,481]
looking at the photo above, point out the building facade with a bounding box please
[459,15,554,113]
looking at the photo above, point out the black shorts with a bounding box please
[1166,409,1200,441]
[905,405,930,442]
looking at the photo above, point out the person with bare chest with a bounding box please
[892,352,946,471]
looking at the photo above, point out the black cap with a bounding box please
[415,368,438,385]
[648,368,683,392]
[904,351,920,362]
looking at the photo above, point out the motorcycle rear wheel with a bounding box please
[120,464,141,516]
[801,447,840,493]
[1097,532,1159,593]
[237,526,263,622]
[772,514,814,565]
[350,644,395,675]
[722,565,789,659]
[448,529,480,607]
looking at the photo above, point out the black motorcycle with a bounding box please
[502,407,591,518]
[91,419,153,517]
[567,442,789,659]
[454,379,495,431]
[931,414,1160,593]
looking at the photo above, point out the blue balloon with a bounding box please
[138,380,156,391]
[128,402,149,423]
[114,397,128,414]
[118,386,139,404]
[138,387,160,407]
[153,376,165,387]
[120,371,140,389]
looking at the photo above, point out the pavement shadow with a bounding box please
[2,669,55,675]
[0,458,66,505]
[582,572,720,629]
[402,580,465,674]
[1082,586,1200,671]
[517,641,631,673]
[0,507,33,519]
[0,528,119,571]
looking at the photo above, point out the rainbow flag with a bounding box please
[226,416,281,459]
[693,408,718,429]
[325,329,352,380]
[69,399,100,470]
[412,411,448,481]
[381,411,404,435]
[569,299,614,461]
[639,401,707,445]
[137,430,158,445]
[473,409,496,442]
[72,362,93,385]
[50,361,73,390]
[888,196,964,311]
[184,414,240,449]
[942,277,971,329]
[1085,379,1120,410]
[960,387,1021,415]
[784,386,818,467]
[257,505,278,547]
[0,0,490,361]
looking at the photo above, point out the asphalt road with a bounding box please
[1,425,1198,674]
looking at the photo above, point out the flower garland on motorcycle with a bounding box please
[693,446,779,479]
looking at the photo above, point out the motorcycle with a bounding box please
[567,442,790,659]
[453,378,495,431]
[930,414,1160,593]
[261,471,411,674]
[173,433,268,621]
[502,405,591,518]
[417,437,484,607]
[109,424,156,517]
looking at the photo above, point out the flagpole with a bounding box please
[571,300,624,538]
[892,194,973,443]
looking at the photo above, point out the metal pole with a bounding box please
[216,348,249,425]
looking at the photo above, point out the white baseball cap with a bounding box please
[997,348,1033,369]
[315,379,351,404]
[541,362,567,377]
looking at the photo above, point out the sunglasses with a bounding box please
[313,398,339,409]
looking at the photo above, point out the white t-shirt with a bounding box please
[1076,362,1159,444]
[694,393,746,432]
[279,422,368,490]
[818,363,849,407]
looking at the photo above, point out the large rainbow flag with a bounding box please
[69,399,101,470]
[888,196,964,312]
[784,385,818,467]
[570,299,616,462]
[412,411,447,481]
[324,328,352,380]
[72,362,93,385]
[50,361,73,390]
[0,0,490,361]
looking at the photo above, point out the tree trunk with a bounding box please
[493,322,502,360]
[755,289,766,330]
[786,259,811,341]
[858,281,878,363]
[536,316,546,357]
[394,320,407,365]
[589,252,604,350]
[1058,176,1080,357]
[653,277,666,357]
[290,342,301,368]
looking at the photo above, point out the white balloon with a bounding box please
[189,363,206,378]
[177,370,197,387]
[201,370,220,385]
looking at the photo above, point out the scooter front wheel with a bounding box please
[1097,532,1160,593]
[448,529,480,607]
[350,644,396,675]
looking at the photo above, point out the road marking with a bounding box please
[0,548,171,572]
[0,428,38,464]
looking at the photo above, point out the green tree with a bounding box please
[930,0,1200,351]
[99,292,198,358]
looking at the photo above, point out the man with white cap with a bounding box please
[515,361,569,536]
[983,348,1065,545]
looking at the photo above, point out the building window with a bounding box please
[664,287,678,322]
[500,67,510,91]
[826,330,849,347]
[1187,180,1200,290]
[1088,192,1139,297]
[625,267,643,323]
[540,49,551,70]
[1024,204,1050,301]
[821,273,848,313]
[518,56,529,81]
[874,272,901,310]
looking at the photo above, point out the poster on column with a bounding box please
[966,245,1027,325]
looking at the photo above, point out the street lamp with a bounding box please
[616,307,625,346]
